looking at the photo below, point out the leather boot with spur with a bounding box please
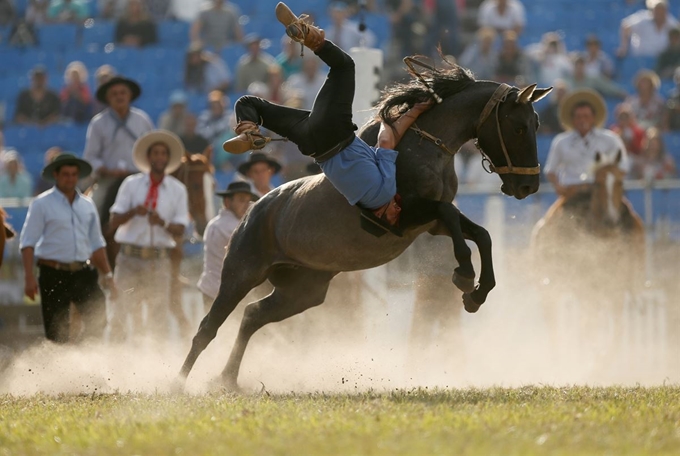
[275,2,325,55]
[222,120,271,154]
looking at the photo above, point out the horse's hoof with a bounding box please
[169,376,186,394]
[463,293,482,313]
[207,375,243,394]
[452,272,475,293]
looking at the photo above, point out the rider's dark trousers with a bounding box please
[233,40,357,156]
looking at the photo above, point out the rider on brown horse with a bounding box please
[223,2,434,227]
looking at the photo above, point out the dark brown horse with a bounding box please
[177,65,552,390]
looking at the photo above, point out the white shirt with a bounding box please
[196,208,240,299]
[623,9,679,57]
[325,20,377,50]
[544,129,629,186]
[110,173,189,248]
[478,0,526,31]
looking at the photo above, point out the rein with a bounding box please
[400,57,540,176]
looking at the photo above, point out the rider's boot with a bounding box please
[222,120,271,154]
[275,2,325,53]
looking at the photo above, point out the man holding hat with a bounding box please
[83,75,154,222]
[19,154,116,343]
[237,152,281,197]
[545,88,629,200]
[108,130,189,339]
[197,180,258,309]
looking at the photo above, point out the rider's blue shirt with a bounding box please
[318,136,397,210]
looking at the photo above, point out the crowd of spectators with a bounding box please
[2,0,680,202]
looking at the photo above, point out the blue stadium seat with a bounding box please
[63,49,108,72]
[37,24,80,51]
[81,20,115,48]
[616,56,656,84]
[221,45,245,71]
[662,131,680,164]
[157,21,191,48]
[19,49,61,75]
[0,49,23,76]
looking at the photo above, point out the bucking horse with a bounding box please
[177,62,552,390]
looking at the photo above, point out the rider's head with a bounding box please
[570,101,597,136]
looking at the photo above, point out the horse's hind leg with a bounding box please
[458,214,495,313]
[219,267,335,390]
[178,259,270,382]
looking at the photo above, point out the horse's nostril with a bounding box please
[518,185,535,198]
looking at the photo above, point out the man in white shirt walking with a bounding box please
[108,130,189,341]
[197,181,258,310]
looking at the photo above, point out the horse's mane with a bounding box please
[375,60,476,124]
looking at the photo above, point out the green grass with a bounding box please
[1,386,679,455]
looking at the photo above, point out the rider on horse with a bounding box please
[222,2,433,226]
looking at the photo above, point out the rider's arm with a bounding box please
[377,101,434,150]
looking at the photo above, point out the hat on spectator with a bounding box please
[559,89,607,130]
[169,90,188,106]
[30,64,47,77]
[634,69,660,90]
[132,130,184,174]
[96,75,142,104]
[41,153,93,181]
[215,181,259,201]
[237,152,281,175]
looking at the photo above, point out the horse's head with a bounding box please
[475,83,553,200]
[172,151,215,236]
[591,150,625,228]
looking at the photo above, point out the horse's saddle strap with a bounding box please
[311,133,356,163]
[120,244,169,260]
[37,259,90,272]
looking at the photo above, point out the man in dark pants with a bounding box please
[19,154,117,343]
[223,2,432,226]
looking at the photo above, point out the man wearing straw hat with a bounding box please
[197,180,258,310]
[108,130,189,340]
[545,88,629,201]
[19,154,116,343]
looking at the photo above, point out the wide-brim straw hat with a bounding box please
[215,181,259,201]
[41,153,92,181]
[96,75,141,104]
[132,130,184,174]
[559,89,608,130]
[237,152,282,175]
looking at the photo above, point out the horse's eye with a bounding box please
[515,128,525,135]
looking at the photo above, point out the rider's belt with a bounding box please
[37,259,90,272]
[311,133,356,163]
[119,244,169,260]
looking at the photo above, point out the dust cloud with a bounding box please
[0,239,678,396]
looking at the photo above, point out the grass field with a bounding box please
[1,386,679,455]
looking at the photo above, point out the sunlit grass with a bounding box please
[1,386,679,455]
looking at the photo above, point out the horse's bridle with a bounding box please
[403,59,541,176]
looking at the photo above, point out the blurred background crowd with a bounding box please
[0,0,679,199]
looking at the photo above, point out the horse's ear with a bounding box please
[516,83,537,104]
[530,87,553,103]
[595,151,602,163]
[615,149,622,164]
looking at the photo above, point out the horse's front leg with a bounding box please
[458,213,495,313]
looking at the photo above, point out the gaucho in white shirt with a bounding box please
[197,181,258,308]
[108,130,189,340]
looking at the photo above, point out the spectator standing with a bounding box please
[19,154,115,343]
[626,69,665,129]
[424,0,461,57]
[14,65,61,126]
[324,1,377,51]
[286,56,326,109]
[235,34,278,92]
[494,30,530,84]
[115,0,158,48]
[184,42,231,94]
[108,130,189,340]
[459,27,498,80]
[180,113,211,156]
[618,0,678,58]
[47,0,88,23]
[631,127,676,179]
[477,0,525,35]
[158,90,189,137]
[25,0,49,25]
[34,146,63,194]
[60,61,93,124]
[537,79,568,134]
[581,35,615,80]
[655,27,680,79]
[190,0,243,51]
[237,152,281,197]
[276,36,303,80]
[610,103,646,156]
[83,76,154,221]
[545,89,629,200]
[527,33,572,88]
[197,181,258,309]
[0,151,33,198]
[566,55,628,99]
